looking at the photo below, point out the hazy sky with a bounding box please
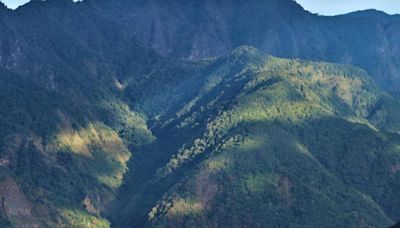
[295,0,400,15]
[1,0,400,15]
[0,0,80,10]
[1,0,29,9]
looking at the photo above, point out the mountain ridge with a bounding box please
[101,46,400,227]
[1,40,400,226]
[2,0,400,90]
[0,0,400,227]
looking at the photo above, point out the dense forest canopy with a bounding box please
[0,0,400,227]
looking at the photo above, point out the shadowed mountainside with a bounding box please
[0,0,400,227]
[109,46,400,227]
[72,0,400,91]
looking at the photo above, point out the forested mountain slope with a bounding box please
[2,0,400,89]
[109,46,400,227]
[72,0,400,91]
[0,0,400,227]
[0,42,162,227]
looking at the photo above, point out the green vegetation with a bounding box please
[2,0,400,226]
[2,36,400,227]
[0,41,158,226]
[112,47,400,227]
[60,208,110,228]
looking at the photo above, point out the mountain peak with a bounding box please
[341,9,396,19]
[227,46,267,65]
[231,46,261,56]
[18,0,75,11]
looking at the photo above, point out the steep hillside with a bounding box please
[0,59,157,226]
[71,0,400,91]
[2,0,400,89]
[110,47,400,227]
[0,4,173,224]
[0,0,400,227]
[2,41,400,226]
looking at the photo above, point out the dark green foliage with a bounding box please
[110,47,400,227]
[2,39,400,226]
[1,0,400,227]
[72,0,400,91]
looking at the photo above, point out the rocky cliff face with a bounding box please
[1,0,400,90]
[81,0,400,91]
[0,178,38,228]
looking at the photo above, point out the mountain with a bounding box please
[76,0,400,91]
[0,0,400,227]
[2,0,400,89]
[110,46,400,227]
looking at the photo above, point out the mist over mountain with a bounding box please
[0,0,399,227]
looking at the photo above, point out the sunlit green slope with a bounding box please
[1,43,400,227]
[113,47,400,227]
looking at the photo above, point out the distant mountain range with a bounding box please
[0,0,399,227]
